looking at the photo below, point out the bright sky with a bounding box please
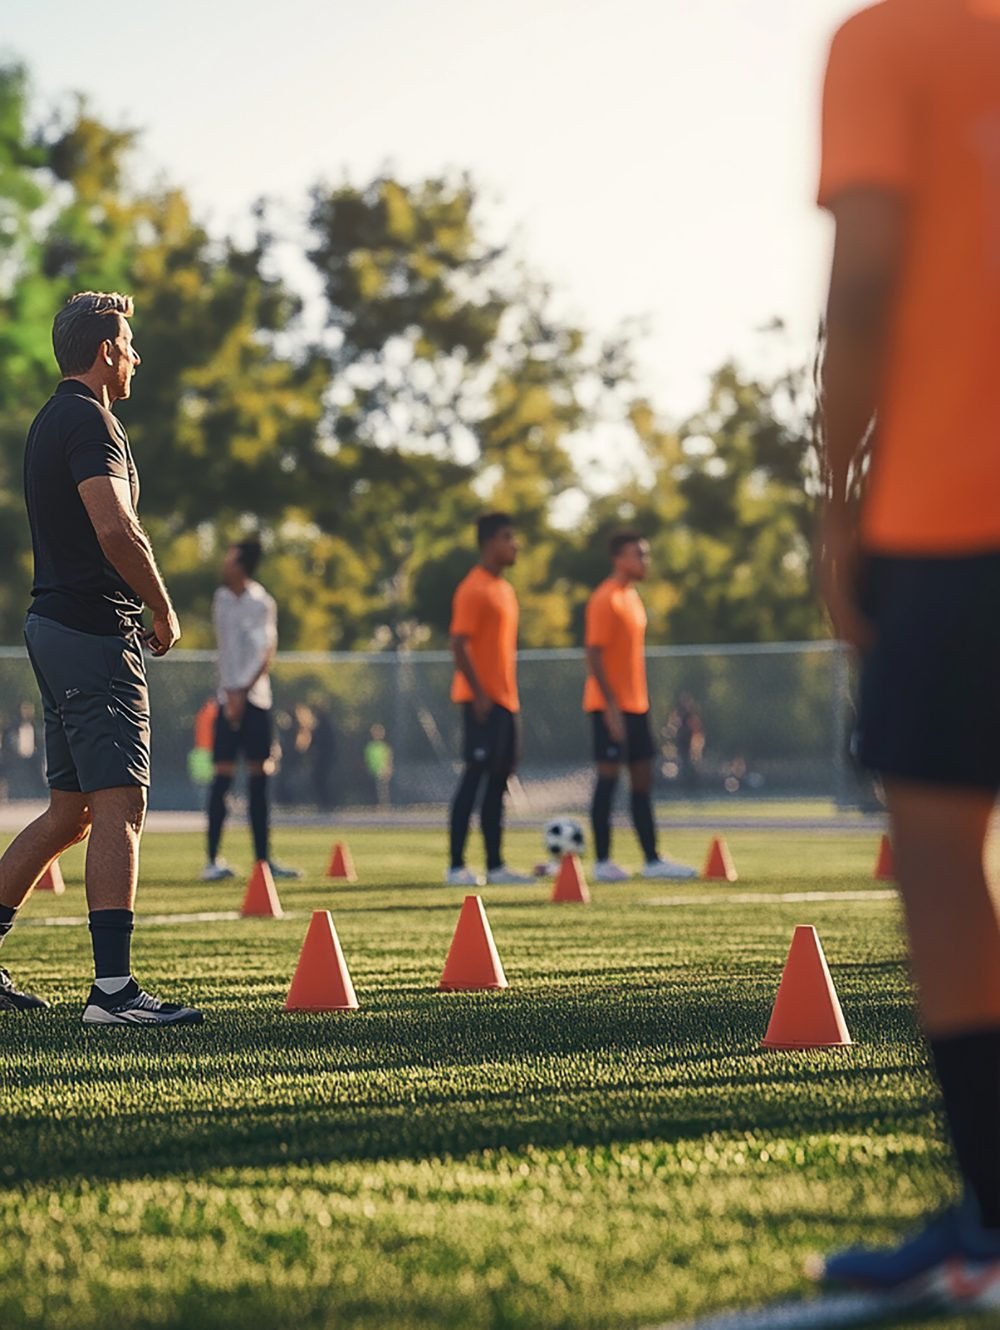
[5,0,858,420]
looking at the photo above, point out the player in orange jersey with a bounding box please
[584,532,696,882]
[813,0,1000,1305]
[446,513,532,886]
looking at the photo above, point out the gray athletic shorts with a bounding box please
[24,615,151,793]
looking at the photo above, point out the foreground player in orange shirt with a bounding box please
[446,513,532,887]
[814,0,1000,1305]
[584,533,696,882]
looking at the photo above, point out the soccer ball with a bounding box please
[544,817,585,859]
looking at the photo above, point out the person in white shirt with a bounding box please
[203,540,300,881]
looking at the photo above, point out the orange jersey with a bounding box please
[819,0,1000,554]
[449,565,520,713]
[583,578,649,714]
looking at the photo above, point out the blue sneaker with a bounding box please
[812,1196,1000,1310]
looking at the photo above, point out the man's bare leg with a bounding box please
[887,780,1000,1034]
[0,790,91,910]
[0,790,93,1008]
[85,785,147,912]
[888,779,1000,1231]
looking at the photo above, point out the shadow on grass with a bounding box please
[0,980,936,1189]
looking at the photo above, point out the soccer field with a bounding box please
[0,826,983,1330]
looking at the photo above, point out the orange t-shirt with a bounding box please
[819,0,1000,554]
[449,565,519,713]
[583,578,649,714]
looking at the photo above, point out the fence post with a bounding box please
[392,647,407,800]
[830,642,852,809]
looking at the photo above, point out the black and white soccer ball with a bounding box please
[544,817,586,859]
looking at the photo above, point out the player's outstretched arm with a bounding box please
[77,474,180,655]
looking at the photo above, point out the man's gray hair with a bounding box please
[52,291,134,377]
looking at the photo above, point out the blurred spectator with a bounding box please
[187,697,218,788]
[2,702,44,798]
[364,724,394,807]
[310,703,337,811]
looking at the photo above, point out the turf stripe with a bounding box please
[644,890,896,907]
[652,1290,911,1329]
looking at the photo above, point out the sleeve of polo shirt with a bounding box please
[211,587,225,647]
[818,8,917,208]
[585,592,614,650]
[264,595,278,652]
[64,407,131,487]
[449,579,482,638]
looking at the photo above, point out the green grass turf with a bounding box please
[0,825,987,1330]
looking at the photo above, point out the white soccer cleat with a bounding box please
[201,860,237,882]
[641,856,698,881]
[445,866,485,887]
[593,860,631,883]
[485,865,534,886]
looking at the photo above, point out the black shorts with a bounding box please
[213,701,273,765]
[857,552,1000,790]
[462,703,519,777]
[24,614,150,793]
[590,710,656,764]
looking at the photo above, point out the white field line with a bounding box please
[18,910,262,928]
[644,890,897,908]
[649,1289,912,1330]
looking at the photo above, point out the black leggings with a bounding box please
[449,764,509,870]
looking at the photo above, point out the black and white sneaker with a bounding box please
[0,967,48,1012]
[82,978,203,1026]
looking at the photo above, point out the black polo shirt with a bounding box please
[24,379,143,637]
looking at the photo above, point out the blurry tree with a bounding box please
[0,61,825,651]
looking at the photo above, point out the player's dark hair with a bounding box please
[233,539,262,577]
[52,291,134,377]
[610,530,644,558]
[477,512,515,548]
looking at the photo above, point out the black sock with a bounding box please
[248,774,269,863]
[449,765,483,868]
[88,909,134,979]
[930,1030,1000,1230]
[207,773,232,862]
[630,789,658,862]
[0,903,18,949]
[591,775,617,861]
[481,773,508,871]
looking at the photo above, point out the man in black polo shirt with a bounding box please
[0,290,201,1026]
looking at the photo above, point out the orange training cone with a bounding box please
[761,925,852,1050]
[702,837,738,882]
[439,895,508,991]
[874,834,895,881]
[241,860,283,918]
[551,853,590,904]
[35,861,66,894]
[327,841,357,882]
[285,910,358,1011]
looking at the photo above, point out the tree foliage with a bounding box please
[0,62,823,650]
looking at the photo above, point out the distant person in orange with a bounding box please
[814,0,1000,1305]
[584,533,696,882]
[446,513,531,887]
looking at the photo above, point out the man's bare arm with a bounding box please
[820,188,907,645]
[77,475,180,654]
[451,634,491,722]
[585,645,624,742]
[823,189,906,513]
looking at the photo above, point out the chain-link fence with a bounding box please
[0,641,868,813]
